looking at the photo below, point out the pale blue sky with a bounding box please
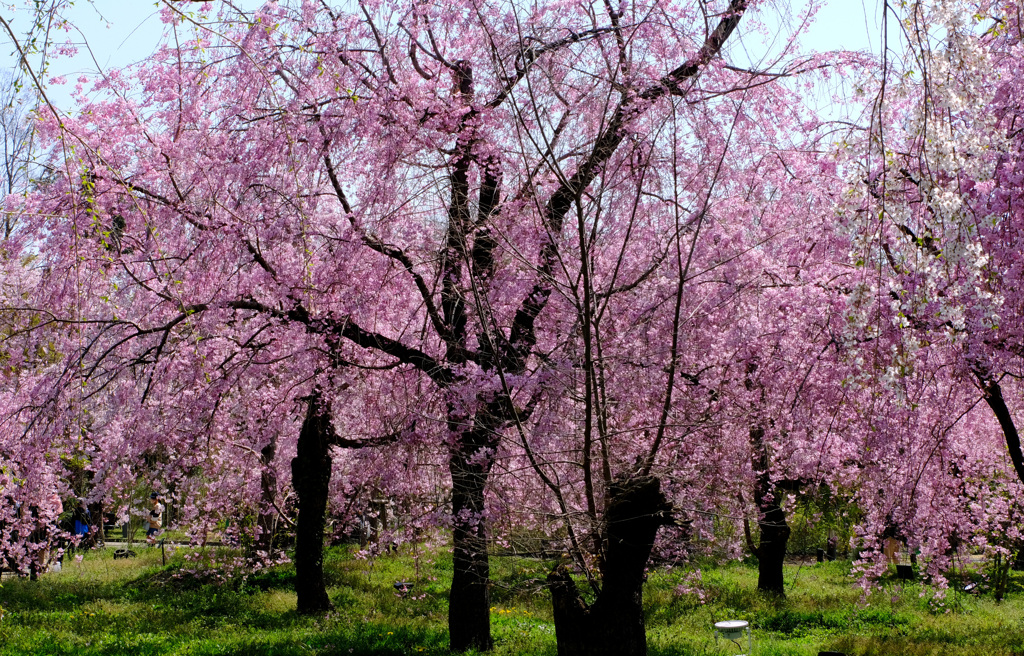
[2,0,890,112]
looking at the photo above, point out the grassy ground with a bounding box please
[0,541,1022,655]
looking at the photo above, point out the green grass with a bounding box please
[644,559,1024,655]
[0,543,1022,655]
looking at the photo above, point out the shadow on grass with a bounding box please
[828,629,1024,656]
[0,575,120,612]
[5,548,1024,656]
[0,620,451,656]
[757,607,911,635]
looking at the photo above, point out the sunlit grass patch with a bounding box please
[0,543,1022,655]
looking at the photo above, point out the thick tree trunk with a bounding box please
[755,503,790,595]
[257,434,279,557]
[446,400,505,652]
[747,420,791,596]
[994,552,1011,602]
[448,449,493,651]
[89,501,105,546]
[547,475,671,656]
[292,395,334,614]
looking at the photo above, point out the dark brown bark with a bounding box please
[547,475,672,656]
[747,424,791,596]
[292,394,334,614]
[288,386,411,614]
[448,454,493,652]
[440,59,497,653]
[508,0,750,372]
[314,4,750,649]
[257,434,279,557]
[994,552,1011,602]
[978,375,1024,487]
[753,503,790,595]
[447,403,501,652]
[88,501,105,545]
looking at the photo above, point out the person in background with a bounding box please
[146,492,164,545]
[73,500,91,537]
[71,499,94,550]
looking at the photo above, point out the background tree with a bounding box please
[839,0,1024,493]
[11,0,1024,652]
[0,70,34,239]
[0,1,781,651]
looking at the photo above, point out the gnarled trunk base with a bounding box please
[256,435,280,558]
[448,453,493,651]
[548,475,671,656]
[755,504,790,596]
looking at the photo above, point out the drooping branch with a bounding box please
[977,373,1024,486]
[642,0,749,100]
[194,298,455,387]
[486,26,621,110]
[322,151,451,342]
[507,0,749,369]
[438,60,476,366]
[333,420,417,450]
